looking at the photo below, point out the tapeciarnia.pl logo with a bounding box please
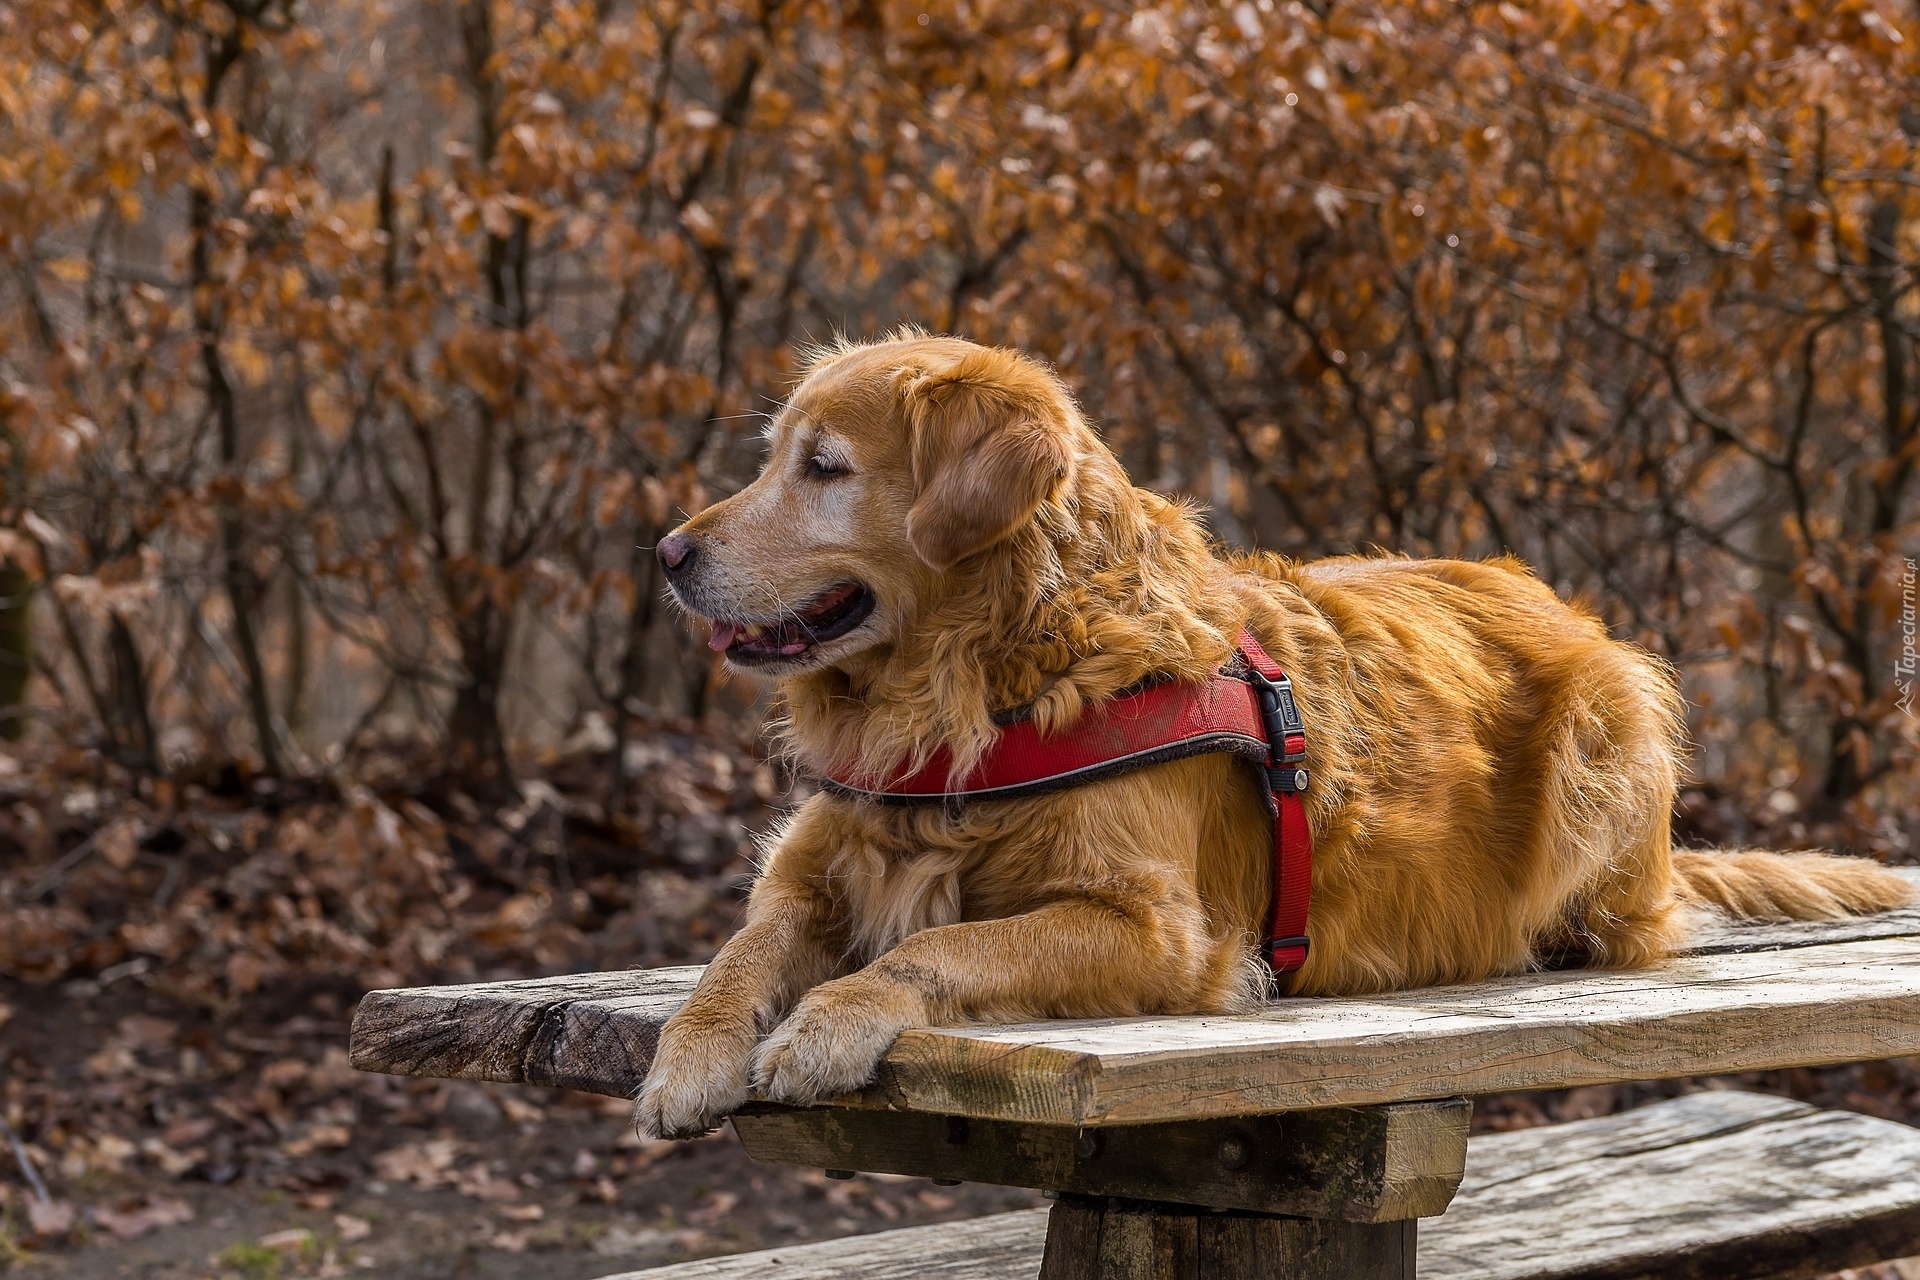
[1900,558,1917,719]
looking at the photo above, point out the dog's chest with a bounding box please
[827,807,1022,962]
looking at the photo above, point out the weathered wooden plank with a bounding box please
[866,936,1920,1124]
[596,1208,1050,1279]
[600,1093,1920,1280]
[349,871,1920,1123]
[590,1205,1417,1280]
[347,967,701,1087]
[1423,1089,1920,1280]
[519,987,691,1092]
[730,1099,1469,1221]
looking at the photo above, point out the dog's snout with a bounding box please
[657,532,697,577]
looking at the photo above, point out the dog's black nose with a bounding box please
[657,532,697,577]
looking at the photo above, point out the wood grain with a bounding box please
[730,1099,1469,1220]
[597,1092,1920,1280]
[1038,1199,1415,1280]
[866,933,1920,1124]
[347,967,701,1091]
[352,934,1920,1124]
[1423,1089,1920,1280]
[349,870,1920,1123]
[594,1208,1050,1279]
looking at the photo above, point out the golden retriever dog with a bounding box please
[634,331,1910,1140]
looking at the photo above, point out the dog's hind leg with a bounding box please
[1544,820,1690,970]
[1522,651,1691,971]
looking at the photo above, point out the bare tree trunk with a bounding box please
[106,611,156,772]
[191,27,282,778]
[281,568,308,741]
[435,0,518,800]
[0,561,30,740]
[447,614,512,798]
[1821,197,1914,807]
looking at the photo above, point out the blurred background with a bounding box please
[1,0,1916,1276]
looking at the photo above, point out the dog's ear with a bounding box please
[897,348,1075,572]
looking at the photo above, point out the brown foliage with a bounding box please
[0,2,1914,844]
[6,8,1911,1269]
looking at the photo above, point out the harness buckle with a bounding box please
[1240,667,1307,764]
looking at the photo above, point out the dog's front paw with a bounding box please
[634,1022,756,1140]
[750,980,920,1105]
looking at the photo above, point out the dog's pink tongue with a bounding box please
[707,622,740,652]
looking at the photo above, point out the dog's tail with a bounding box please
[1672,848,1913,922]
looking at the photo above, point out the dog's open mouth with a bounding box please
[705,581,875,664]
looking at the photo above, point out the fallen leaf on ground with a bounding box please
[334,1213,371,1242]
[372,1137,459,1187]
[27,1197,77,1238]
[498,1094,545,1125]
[93,1133,138,1171]
[282,1122,352,1157]
[260,1058,308,1090]
[163,1115,217,1147]
[591,1224,672,1256]
[259,1227,315,1255]
[92,1193,195,1239]
[141,1137,201,1176]
[96,819,139,870]
[118,1014,179,1049]
[689,1190,739,1225]
[454,1164,521,1201]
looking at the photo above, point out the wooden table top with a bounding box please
[350,869,1920,1126]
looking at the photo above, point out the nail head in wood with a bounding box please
[1215,1132,1252,1172]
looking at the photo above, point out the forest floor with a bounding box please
[2,718,1919,1278]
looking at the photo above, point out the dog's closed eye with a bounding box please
[806,451,850,479]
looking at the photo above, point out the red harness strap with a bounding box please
[820,629,1313,977]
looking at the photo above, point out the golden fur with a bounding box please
[634,332,1911,1139]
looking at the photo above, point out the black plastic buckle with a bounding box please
[1263,935,1311,964]
[1241,666,1306,763]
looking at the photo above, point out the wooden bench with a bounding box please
[350,868,1920,1278]
[592,1090,1920,1280]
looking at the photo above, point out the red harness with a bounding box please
[820,630,1313,977]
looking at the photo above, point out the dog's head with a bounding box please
[657,334,1081,675]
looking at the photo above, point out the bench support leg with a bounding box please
[1038,1195,1416,1280]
